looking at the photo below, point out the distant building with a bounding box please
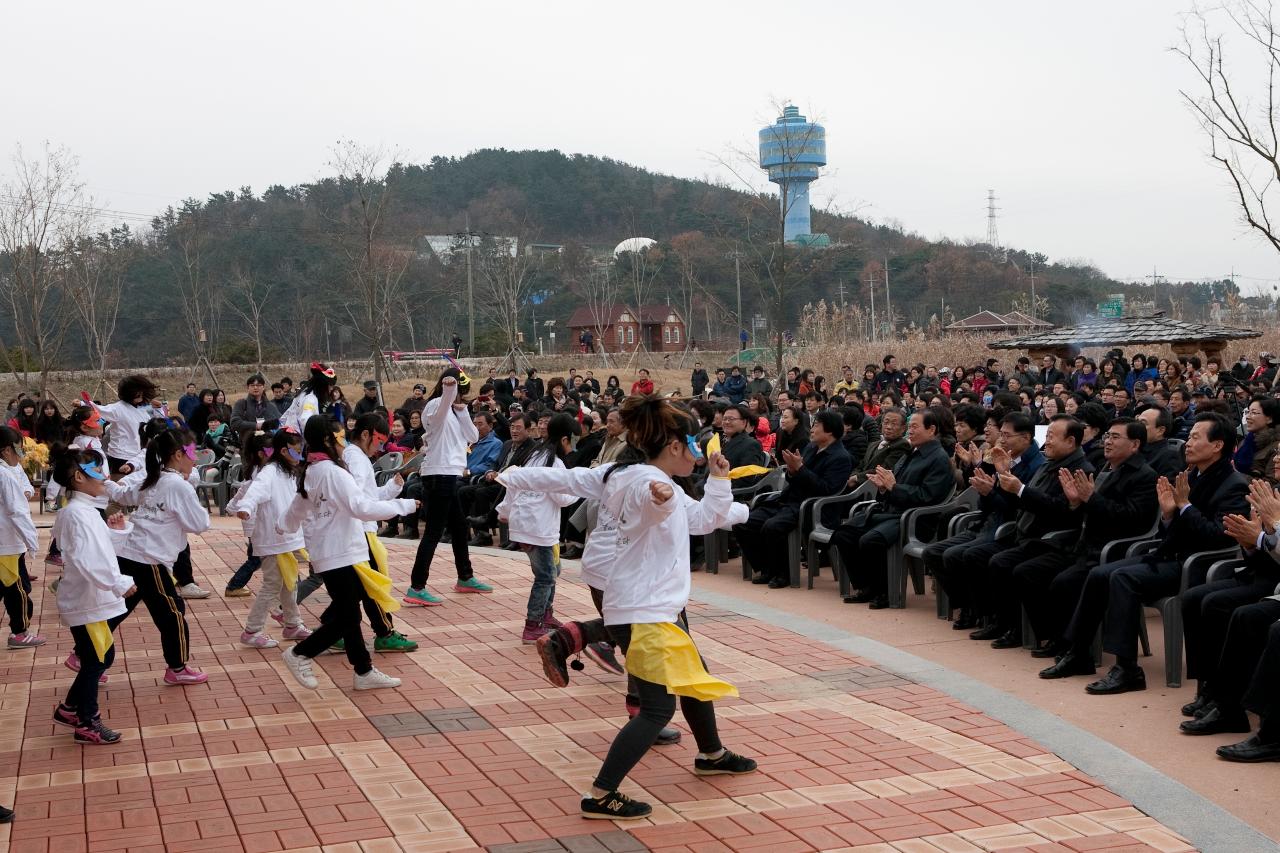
[946,310,1053,335]
[568,304,686,353]
[420,234,518,260]
[759,105,827,243]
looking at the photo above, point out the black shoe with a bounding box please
[581,790,652,820]
[1039,652,1096,680]
[1216,733,1280,763]
[1085,665,1146,695]
[655,726,682,745]
[990,630,1022,650]
[844,589,876,603]
[466,533,493,547]
[751,574,770,585]
[1194,700,1218,720]
[1030,641,1066,659]
[693,749,758,776]
[466,515,490,530]
[969,624,1004,641]
[868,595,891,609]
[503,541,521,551]
[439,532,452,544]
[767,578,788,589]
[561,543,584,560]
[1180,705,1251,735]
[0,804,12,823]
[952,611,979,630]
[397,527,420,540]
[1182,688,1212,718]
[378,523,399,538]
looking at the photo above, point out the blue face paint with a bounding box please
[685,434,704,460]
[79,462,107,481]
[284,446,303,463]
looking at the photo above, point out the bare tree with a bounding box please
[66,227,133,395]
[475,238,534,368]
[320,141,413,389]
[158,200,223,361]
[1176,1,1280,252]
[224,264,275,371]
[581,264,621,359]
[0,143,91,393]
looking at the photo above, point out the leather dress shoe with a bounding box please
[466,515,489,529]
[1216,733,1280,763]
[952,612,980,630]
[1182,691,1212,718]
[868,595,890,609]
[751,574,770,585]
[844,590,876,604]
[1180,705,1251,735]
[1039,652,1096,679]
[969,624,1004,641]
[467,533,493,547]
[990,630,1022,649]
[1031,641,1068,659]
[767,578,788,589]
[1085,664,1146,695]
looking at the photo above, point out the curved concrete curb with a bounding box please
[692,587,1278,853]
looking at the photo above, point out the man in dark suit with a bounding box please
[734,410,852,589]
[1039,354,1065,389]
[1211,598,1280,761]
[1137,404,1185,480]
[852,408,909,484]
[929,411,1043,630]
[1042,413,1249,694]
[836,409,954,609]
[719,404,764,469]
[1018,418,1160,659]
[972,414,1094,649]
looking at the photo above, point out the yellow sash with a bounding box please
[706,433,721,456]
[624,623,738,702]
[729,465,770,479]
[85,621,113,663]
[364,532,389,576]
[276,551,300,591]
[0,554,18,587]
[297,547,310,562]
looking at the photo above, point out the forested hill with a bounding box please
[0,147,1245,374]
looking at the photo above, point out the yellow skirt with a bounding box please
[353,533,399,614]
[624,622,737,702]
[85,621,114,663]
[0,554,19,587]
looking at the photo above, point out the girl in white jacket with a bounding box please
[0,426,41,649]
[229,430,312,649]
[533,397,757,821]
[48,444,136,745]
[278,415,418,692]
[106,427,212,686]
[495,413,579,644]
[405,371,493,605]
[97,375,163,473]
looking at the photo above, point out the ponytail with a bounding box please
[297,415,344,498]
[48,442,105,491]
[0,425,22,456]
[602,395,692,482]
[240,432,274,481]
[142,428,193,491]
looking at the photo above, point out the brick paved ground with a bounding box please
[0,530,1198,852]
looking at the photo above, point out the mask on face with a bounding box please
[79,461,107,481]
[284,446,303,463]
[335,433,348,449]
[183,443,197,461]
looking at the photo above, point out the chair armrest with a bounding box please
[1206,558,1247,584]
[1179,547,1242,594]
[948,510,984,537]
[1125,538,1161,558]
[904,499,960,541]
[994,521,1017,543]
[809,490,872,529]
[749,490,781,509]
[1042,529,1080,546]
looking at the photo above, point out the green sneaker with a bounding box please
[453,577,493,594]
[374,631,418,653]
[330,638,345,652]
[403,587,443,607]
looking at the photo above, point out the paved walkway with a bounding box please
[0,531,1213,852]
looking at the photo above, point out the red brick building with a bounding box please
[568,305,687,353]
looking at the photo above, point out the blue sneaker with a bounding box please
[453,577,493,594]
[403,587,444,607]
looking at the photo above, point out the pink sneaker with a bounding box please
[7,632,46,649]
[270,609,285,625]
[541,608,563,629]
[239,631,278,649]
[163,665,209,686]
[64,653,108,683]
[281,624,312,641]
[45,554,63,567]
[53,703,79,729]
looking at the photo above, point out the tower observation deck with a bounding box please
[758,105,826,243]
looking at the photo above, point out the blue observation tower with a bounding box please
[758,105,826,243]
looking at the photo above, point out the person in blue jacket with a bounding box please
[1124,354,1158,394]
[724,366,747,405]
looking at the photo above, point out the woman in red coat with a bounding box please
[630,369,655,396]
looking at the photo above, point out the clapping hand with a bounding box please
[989,445,1013,474]
[1156,476,1178,520]
[1224,511,1264,549]
[1247,478,1280,533]
[1072,470,1096,504]
[1173,470,1191,509]
[970,467,996,496]
[782,448,803,474]
[997,471,1022,494]
[868,465,896,492]
[1059,468,1081,506]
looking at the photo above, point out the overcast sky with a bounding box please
[7,1,1278,292]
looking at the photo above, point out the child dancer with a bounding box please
[229,431,312,648]
[105,427,211,685]
[279,415,417,691]
[340,413,417,653]
[405,370,493,605]
[0,426,42,649]
[46,403,108,568]
[279,362,336,433]
[495,413,579,643]
[48,445,135,744]
[97,375,163,473]
[535,397,756,819]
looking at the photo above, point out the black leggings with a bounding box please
[296,541,394,638]
[66,613,128,724]
[292,566,373,675]
[1,554,32,634]
[118,557,191,670]
[577,614,723,792]
[409,475,474,588]
[172,545,195,587]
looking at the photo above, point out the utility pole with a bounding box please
[458,214,478,357]
[837,278,847,310]
[864,271,878,342]
[1147,266,1164,313]
[727,250,743,362]
[883,257,893,339]
[1028,260,1038,319]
